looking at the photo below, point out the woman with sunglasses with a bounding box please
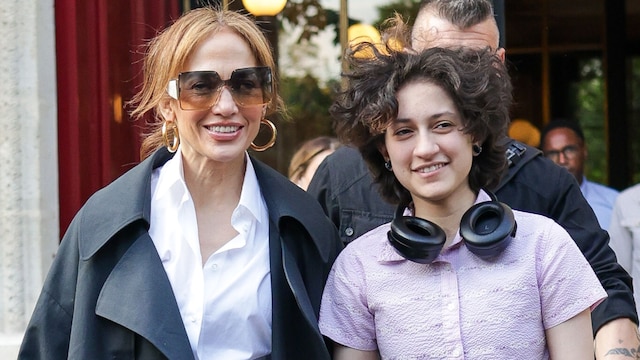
[19,7,342,360]
[318,30,606,359]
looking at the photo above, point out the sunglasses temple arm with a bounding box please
[167,80,179,100]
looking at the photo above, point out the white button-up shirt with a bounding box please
[149,149,271,359]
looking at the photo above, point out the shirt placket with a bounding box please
[439,262,464,359]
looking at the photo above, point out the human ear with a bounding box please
[496,48,506,63]
[377,142,389,161]
[159,97,176,122]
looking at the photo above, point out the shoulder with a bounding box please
[512,210,563,234]
[585,180,619,197]
[251,156,326,212]
[496,153,580,213]
[337,223,394,264]
[85,148,170,210]
[501,150,576,197]
[511,210,576,252]
[325,146,365,166]
[513,209,562,228]
[316,147,370,181]
[251,157,341,254]
[511,210,571,243]
[620,183,640,198]
[515,155,573,187]
[348,223,391,250]
[74,149,171,259]
[615,184,640,210]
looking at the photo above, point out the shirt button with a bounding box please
[447,303,455,311]
[345,227,354,237]
[452,348,461,357]
[212,264,218,270]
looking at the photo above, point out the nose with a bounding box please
[414,132,439,158]
[211,86,238,115]
[557,151,570,164]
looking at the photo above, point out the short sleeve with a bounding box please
[537,220,607,329]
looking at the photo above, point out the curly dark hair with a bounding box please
[330,30,512,206]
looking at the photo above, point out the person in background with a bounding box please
[319,38,605,359]
[608,183,640,322]
[18,7,341,360]
[540,119,619,230]
[288,136,341,190]
[307,0,638,357]
[509,118,540,147]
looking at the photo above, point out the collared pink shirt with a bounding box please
[319,191,606,359]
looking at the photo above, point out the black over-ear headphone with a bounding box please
[387,191,517,264]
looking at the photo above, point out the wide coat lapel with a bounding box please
[252,157,340,359]
[78,148,193,359]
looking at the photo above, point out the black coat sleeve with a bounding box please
[495,155,637,333]
[18,217,80,359]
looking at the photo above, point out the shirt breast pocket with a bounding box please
[340,209,393,244]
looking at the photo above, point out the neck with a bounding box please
[412,187,477,245]
[182,154,246,209]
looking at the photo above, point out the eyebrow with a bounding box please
[395,111,458,123]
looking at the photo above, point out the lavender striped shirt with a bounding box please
[319,192,606,359]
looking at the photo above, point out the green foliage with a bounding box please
[575,57,640,186]
[280,0,327,42]
[281,74,337,139]
[574,58,607,184]
[281,0,421,45]
[252,75,338,175]
[273,0,421,174]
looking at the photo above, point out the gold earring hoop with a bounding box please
[250,119,277,152]
[162,121,180,153]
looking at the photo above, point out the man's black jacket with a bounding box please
[307,140,637,334]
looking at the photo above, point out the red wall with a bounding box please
[55,0,180,236]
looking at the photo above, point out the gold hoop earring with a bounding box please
[250,119,277,152]
[162,121,180,153]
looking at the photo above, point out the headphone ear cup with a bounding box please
[388,216,446,264]
[459,201,516,260]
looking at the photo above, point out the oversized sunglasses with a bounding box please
[167,67,273,110]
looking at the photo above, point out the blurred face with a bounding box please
[294,149,334,191]
[162,29,267,169]
[541,128,586,183]
[382,80,475,207]
[411,10,505,61]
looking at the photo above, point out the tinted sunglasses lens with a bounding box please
[228,67,273,106]
[177,71,223,110]
[177,67,272,110]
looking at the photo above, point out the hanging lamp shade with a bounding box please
[348,23,381,58]
[242,0,287,16]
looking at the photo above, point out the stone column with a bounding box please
[0,0,59,357]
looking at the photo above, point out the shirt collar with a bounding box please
[236,153,267,225]
[152,149,266,225]
[152,147,188,206]
[580,175,590,193]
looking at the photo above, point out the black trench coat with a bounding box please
[19,148,342,360]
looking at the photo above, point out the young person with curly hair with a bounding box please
[318,37,605,359]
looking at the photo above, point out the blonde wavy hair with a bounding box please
[129,7,285,160]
